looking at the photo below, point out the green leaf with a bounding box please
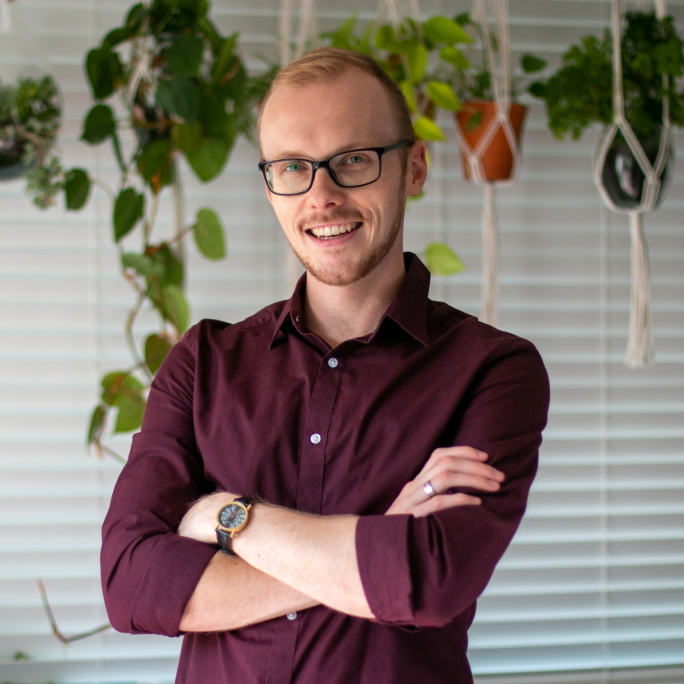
[422,16,473,46]
[145,333,173,374]
[125,3,146,30]
[440,46,470,69]
[399,81,417,113]
[87,404,107,445]
[413,116,446,141]
[521,54,547,74]
[157,76,200,120]
[173,120,202,153]
[101,25,135,51]
[162,285,190,333]
[137,139,173,191]
[121,252,165,278]
[113,188,145,242]
[375,25,401,53]
[424,243,465,275]
[100,371,145,407]
[184,137,230,182]
[166,36,204,77]
[114,392,146,433]
[426,81,461,111]
[150,244,184,287]
[86,48,123,100]
[406,45,428,82]
[81,104,116,144]
[528,81,546,98]
[193,208,226,260]
[64,168,91,210]
[212,35,240,83]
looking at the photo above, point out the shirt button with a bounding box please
[287,612,298,621]
[327,357,339,368]
[310,433,321,445]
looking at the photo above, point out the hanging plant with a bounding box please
[531,9,684,208]
[0,74,63,207]
[55,0,273,460]
[447,11,545,183]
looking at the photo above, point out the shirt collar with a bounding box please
[270,252,431,348]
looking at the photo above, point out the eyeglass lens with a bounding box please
[263,149,381,195]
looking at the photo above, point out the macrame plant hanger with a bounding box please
[0,0,12,34]
[278,0,319,293]
[593,0,670,367]
[456,0,521,328]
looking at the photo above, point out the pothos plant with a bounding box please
[0,74,63,208]
[61,0,272,461]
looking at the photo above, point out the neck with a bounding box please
[303,257,406,348]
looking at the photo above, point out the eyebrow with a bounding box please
[264,143,373,161]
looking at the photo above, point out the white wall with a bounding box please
[1,1,683,682]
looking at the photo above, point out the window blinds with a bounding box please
[0,1,683,683]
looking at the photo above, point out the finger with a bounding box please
[421,459,504,490]
[411,493,482,518]
[416,446,490,479]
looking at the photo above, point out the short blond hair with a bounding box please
[257,47,416,145]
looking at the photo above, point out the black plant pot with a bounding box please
[600,136,674,210]
[0,132,28,181]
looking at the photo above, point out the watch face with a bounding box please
[218,503,247,530]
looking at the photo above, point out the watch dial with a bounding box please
[219,503,246,529]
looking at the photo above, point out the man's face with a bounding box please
[259,69,426,287]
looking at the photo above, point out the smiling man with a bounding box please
[101,48,550,684]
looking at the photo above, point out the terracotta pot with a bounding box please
[455,101,528,182]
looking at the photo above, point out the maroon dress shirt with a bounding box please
[101,253,549,683]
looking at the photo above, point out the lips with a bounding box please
[308,222,362,239]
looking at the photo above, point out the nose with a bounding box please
[307,164,345,208]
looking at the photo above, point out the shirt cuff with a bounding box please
[355,514,415,625]
[128,534,217,636]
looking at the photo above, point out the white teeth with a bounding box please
[310,223,359,239]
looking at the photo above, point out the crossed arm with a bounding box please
[177,446,503,632]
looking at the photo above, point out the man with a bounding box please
[101,47,549,683]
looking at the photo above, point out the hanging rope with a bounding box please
[454,0,521,327]
[593,0,669,367]
[0,0,12,34]
[278,0,318,66]
[481,184,499,326]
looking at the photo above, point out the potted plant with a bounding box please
[55,0,273,460]
[448,12,545,182]
[531,9,684,209]
[0,74,63,207]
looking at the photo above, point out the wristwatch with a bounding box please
[215,496,253,555]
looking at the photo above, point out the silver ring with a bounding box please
[423,480,435,497]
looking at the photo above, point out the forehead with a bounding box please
[259,69,400,159]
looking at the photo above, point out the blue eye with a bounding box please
[284,161,307,173]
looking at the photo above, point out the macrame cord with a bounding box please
[456,0,521,327]
[0,0,12,34]
[593,0,669,367]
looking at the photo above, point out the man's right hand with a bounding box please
[385,446,504,518]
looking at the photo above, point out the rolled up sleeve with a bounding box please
[356,340,550,627]
[101,328,216,637]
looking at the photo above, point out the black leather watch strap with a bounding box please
[216,527,236,555]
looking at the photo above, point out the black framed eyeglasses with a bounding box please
[258,141,414,196]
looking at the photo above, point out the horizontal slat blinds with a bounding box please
[0,1,683,683]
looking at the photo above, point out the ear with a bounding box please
[405,141,428,197]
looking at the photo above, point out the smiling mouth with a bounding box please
[308,222,362,240]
